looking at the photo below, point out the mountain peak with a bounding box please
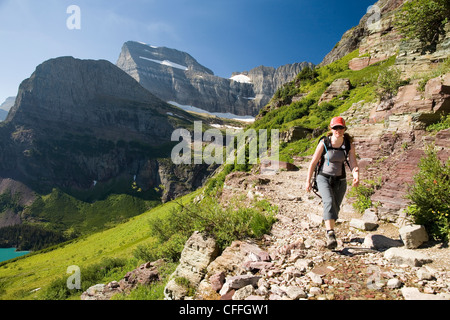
[119,41,214,75]
[117,41,314,116]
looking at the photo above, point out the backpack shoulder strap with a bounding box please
[321,136,331,166]
[343,136,351,169]
[343,136,351,157]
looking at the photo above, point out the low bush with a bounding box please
[395,0,450,53]
[347,178,382,214]
[134,197,277,262]
[426,114,450,132]
[407,145,450,241]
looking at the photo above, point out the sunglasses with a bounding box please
[332,126,346,130]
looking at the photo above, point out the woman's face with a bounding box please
[331,125,346,138]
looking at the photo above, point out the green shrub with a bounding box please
[426,113,450,132]
[376,67,409,99]
[135,197,277,262]
[396,0,450,52]
[347,178,381,214]
[407,145,450,241]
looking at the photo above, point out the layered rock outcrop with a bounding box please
[117,41,313,116]
[321,0,405,67]
[322,0,450,78]
[318,78,351,105]
[342,72,450,214]
[164,231,220,300]
[318,0,450,217]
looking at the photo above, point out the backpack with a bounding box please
[311,135,351,195]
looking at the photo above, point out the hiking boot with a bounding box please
[326,230,337,249]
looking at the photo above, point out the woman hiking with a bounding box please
[305,116,359,249]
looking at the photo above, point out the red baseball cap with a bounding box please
[330,116,346,128]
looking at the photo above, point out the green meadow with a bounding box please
[0,191,198,300]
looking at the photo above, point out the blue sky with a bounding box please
[0,0,376,104]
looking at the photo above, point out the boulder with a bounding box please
[232,284,255,300]
[363,234,403,250]
[164,231,219,300]
[348,57,370,71]
[384,247,432,267]
[399,224,429,249]
[387,278,402,289]
[81,260,163,300]
[206,240,270,276]
[285,286,307,300]
[318,79,351,105]
[225,274,261,290]
[362,208,379,223]
[350,218,378,231]
[280,126,313,143]
[401,287,450,300]
[209,272,226,292]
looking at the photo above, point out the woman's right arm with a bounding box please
[305,142,324,192]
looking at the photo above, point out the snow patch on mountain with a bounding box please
[230,74,252,83]
[139,56,189,71]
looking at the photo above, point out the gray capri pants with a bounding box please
[317,174,347,221]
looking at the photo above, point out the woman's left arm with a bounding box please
[349,142,359,187]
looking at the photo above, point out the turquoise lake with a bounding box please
[0,248,30,263]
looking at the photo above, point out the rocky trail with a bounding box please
[189,159,450,301]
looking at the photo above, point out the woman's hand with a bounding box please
[305,181,312,193]
[352,167,360,187]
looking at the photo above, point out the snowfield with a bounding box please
[230,74,252,83]
[139,56,189,71]
[168,101,255,122]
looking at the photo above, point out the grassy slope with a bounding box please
[0,190,199,300]
[252,50,399,162]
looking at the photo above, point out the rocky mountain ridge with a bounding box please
[117,41,313,116]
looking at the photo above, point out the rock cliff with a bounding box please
[322,0,450,78]
[7,57,179,145]
[0,56,217,229]
[117,41,313,116]
[320,0,405,67]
